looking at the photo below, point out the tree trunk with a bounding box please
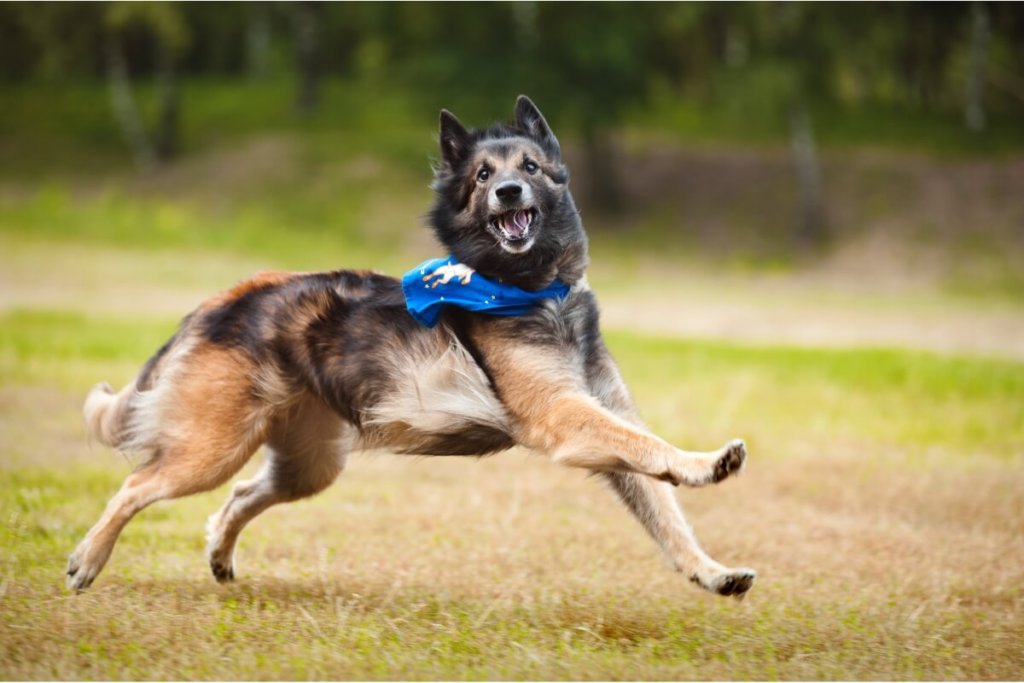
[294,1,320,116]
[965,0,990,133]
[105,38,156,171]
[789,106,827,249]
[153,38,179,163]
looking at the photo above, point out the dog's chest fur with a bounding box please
[358,286,600,455]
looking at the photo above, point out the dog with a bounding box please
[68,96,756,597]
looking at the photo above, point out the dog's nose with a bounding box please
[495,182,523,202]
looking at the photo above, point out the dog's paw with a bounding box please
[66,545,99,592]
[662,439,747,487]
[205,516,236,583]
[691,566,757,598]
[711,439,747,483]
[209,559,235,583]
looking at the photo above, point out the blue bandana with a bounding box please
[402,256,571,328]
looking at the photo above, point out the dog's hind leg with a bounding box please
[66,430,267,591]
[66,461,168,591]
[67,348,271,591]
[205,395,349,582]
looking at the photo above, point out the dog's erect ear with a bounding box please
[439,109,471,168]
[514,95,560,160]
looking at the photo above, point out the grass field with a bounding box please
[2,306,1023,679]
[3,246,1023,679]
[1,97,1023,678]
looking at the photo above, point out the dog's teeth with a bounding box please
[494,210,533,241]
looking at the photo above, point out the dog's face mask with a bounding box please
[434,97,571,257]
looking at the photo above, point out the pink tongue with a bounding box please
[505,210,530,237]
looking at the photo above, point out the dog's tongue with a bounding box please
[503,210,531,238]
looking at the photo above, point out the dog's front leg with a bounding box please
[481,343,745,486]
[601,471,756,596]
[517,392,745,487]
[583,345,755,595]
[515,390,754,593]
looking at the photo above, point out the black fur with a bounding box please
[183,97,596,455]
[429,96,588,292]
[71,97,756,598]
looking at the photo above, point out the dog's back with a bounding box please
[82,268,515,464]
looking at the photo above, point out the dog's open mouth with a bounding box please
[490,208,536,246]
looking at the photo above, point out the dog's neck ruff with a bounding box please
[402,256,570,328]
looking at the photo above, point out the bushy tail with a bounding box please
[83,381,135,449]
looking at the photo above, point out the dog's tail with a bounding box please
[83,381,136,449]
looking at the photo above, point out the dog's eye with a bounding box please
[524,161,538,174]
[477,168,490,182]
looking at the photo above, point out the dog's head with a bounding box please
[429,96,587,290]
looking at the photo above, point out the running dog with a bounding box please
[69,96,756,597]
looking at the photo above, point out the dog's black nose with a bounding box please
[495,182,523,202]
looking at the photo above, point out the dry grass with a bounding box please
[2,444,1023,679]
[1,308,1023,678]
[2,138,1023,678]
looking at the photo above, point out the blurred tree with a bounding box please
[530,3,663,215]
[293,0,320,115]
[245,2,271,81]
[105,2,189,167]
[965,1,991,132]
[1,3,105,80]
[892,3,969,109]
[106,31,155,169]
[3,1,1024,202]
[732,3,831,248]
[179,4,248,75]
[986,3,1024,106]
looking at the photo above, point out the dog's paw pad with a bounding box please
[713,439,747,482]
[714,568,756,597]
[210,561,235,583]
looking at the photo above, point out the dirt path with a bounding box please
[597,287,1024,359]
[3,238,1023,360]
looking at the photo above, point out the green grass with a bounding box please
[4,77,1024,300]
[3,307,1022,461]
[608,331,1024,463]
[0,169,421,269]
[0,309,178,389]
[631,82,1024,157]
[2,84,1023,678]
[5,77,1024,186]
[1,310,1022,678]
[0,79,437,179]
[2,279,1023,678]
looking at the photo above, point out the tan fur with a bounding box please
[474,334,732,487]
[70,273,752,595]
[201,270,301,310]
[150,346,272,493]
[465,139,560,217]
[205,394,351,581]
[83,382,134,448]
[69,99,754,596]
[69,345,275,589]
